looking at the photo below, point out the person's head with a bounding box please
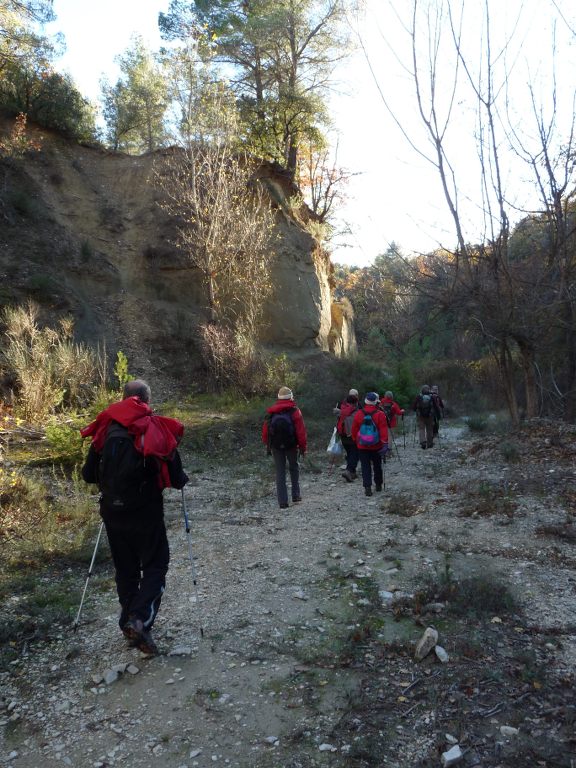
[364,392,379,406]
[348,388,359,398]
[278,386,293,400]
[385,390,393,399]
[421,384,431,394]
[431,385,438,394]
[123,379,151,403]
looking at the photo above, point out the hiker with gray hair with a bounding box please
[380,390,404,430]
[262,386,307,509]
[81,379,188,655]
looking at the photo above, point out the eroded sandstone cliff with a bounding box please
[0,122,354,391]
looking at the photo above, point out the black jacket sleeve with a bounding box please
[167,450,189,489]
[81,443,100,485]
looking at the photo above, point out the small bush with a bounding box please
[467,415,488,433]
[80,239,93,259]
[500,441,520,462]
[198,325,302,396]
[1,302,101,422]
[26,274,56,301]
[9,189,37,216]
[45,418,85,463]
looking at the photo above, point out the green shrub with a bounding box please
[263,352,303,392]
[467,415,488,433]
[45,418,85,463]
[113,350,131,389]
[500,441,520,462]
[80,239,94,259]
[9,189,37,216]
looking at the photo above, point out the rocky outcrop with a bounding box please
[0,122,355,390]
[328,298,357,357]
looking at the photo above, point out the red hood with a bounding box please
[81,397,184,458]
[381,397,393,404]
[266,399,298,414]
[340,401,358,417]
[361,404,380,414]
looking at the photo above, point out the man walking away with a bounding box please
[262,386,307,509]
[431,385,445,436]
[351,392,389,496]
[81,379,188,655]
[413,384,440,449]
[337,390,360,482]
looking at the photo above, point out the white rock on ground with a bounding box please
[414,627,439,661]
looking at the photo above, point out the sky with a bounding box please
[46,0,576,267]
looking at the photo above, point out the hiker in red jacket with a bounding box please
[351,392,389,496]
[380,391,404,429]
[262,386,307,509]
[337,389,360,482]
[81,379,188,655]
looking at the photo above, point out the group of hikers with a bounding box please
[79,378,444,655]
[262,383,445,506]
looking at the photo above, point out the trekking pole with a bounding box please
[390,429,402,465]
[402,415,406,450]
[73,520,104,632]
[181,488,204,639]
[413,416,417,446]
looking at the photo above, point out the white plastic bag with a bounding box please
[326,427,343,456]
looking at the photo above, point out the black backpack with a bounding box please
[268,408,297,450]
[382,402,393,426]
[97,422,159,511]
[417,394,433,417]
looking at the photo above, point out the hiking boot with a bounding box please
[123,616,159,656]
[364,487,372,497]
[292,496,302,503]
[122,625,139,647]
[279,503,289,509]
[342,470,353,483]
[420,443,427,449]
[375,484,383,492]
[349,471,357,480]
[123,616,144,644]
[136,629,159,656]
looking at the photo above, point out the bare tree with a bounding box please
[364,0,576,422]
[155,142,277,340]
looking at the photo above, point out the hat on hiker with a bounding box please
[365,392,379,405]
[348,388,359,397]
[385,391,393,399]
[278,386,293,400]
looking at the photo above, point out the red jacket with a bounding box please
[262,399,307,453]
[337,400,360,437]
[351,404,389,451]
[80,397,184,489]
[380,397,404,428]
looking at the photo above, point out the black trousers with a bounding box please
[359,450,383,489]
[102,504,169,630]
[271,447,300,506]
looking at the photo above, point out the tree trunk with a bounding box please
[498,341,520,425]
[563,300,576,422]
[515,339,538,418]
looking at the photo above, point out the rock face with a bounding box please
[0,122,354,390]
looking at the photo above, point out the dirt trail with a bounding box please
[2,422,576,768]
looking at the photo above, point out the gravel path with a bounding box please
[2,423,576,767]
